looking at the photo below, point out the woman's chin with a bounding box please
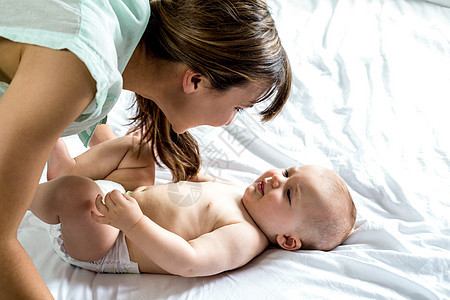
[171,124,188,134]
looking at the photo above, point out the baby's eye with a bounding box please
[287,189,291,205]
[283,169,289,177]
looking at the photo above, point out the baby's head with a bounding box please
[242,165,356,251]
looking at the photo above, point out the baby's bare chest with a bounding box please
[134,182,246,240]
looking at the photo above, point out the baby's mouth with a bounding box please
[257,181,265,196]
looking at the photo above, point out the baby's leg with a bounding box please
[47,138,75,181]
[47,136,154,189]
[47,137,134,181]
[30,176,120,262]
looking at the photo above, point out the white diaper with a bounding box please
[48,180,140,273]
[95,179,126,195]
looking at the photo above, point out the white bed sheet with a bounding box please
[19,0,450,299]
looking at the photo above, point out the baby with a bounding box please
[31,136,356,277]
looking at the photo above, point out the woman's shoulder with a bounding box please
[0,0,149,72]
[0,0,150,143]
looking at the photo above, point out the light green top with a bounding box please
[0,0,150,146]
[0,82,7,98]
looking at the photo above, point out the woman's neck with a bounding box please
[122,45,186,104]
[122,45,151,91]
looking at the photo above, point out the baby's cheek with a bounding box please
[242,185,255,202]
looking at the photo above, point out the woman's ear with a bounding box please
[183,69,202,94]
[276,234,302,251]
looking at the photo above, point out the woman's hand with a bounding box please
[92,190,143,233]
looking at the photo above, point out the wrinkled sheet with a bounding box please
[19,0,450,298]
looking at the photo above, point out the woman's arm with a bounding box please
[0,44,96,298]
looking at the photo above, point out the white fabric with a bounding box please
[19,0,450,298]
[50,226,139,274]
[94,179,125,196]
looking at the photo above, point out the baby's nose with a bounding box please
[271,174,284,188]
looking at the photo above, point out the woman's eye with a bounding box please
[234,107,244,114]
[283,169,289,177]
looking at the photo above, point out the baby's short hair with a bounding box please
[299,169,356,251]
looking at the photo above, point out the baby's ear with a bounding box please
[276,234,302,251]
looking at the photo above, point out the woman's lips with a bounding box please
[257,181,265,196]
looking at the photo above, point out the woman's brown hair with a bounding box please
[132,0,292,182]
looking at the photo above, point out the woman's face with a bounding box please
[164,81,269,134]
[123,53,269,134]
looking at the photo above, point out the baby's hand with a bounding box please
[91,190,143,233]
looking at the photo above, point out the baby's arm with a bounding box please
[92,191,268,277]
[189,168,229,184]
[189,169,217,182]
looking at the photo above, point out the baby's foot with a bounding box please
[47,138,75,181]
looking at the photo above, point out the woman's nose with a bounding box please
[225,111,238,126]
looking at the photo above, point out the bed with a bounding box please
[18,0,450,298]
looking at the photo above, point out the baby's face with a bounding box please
[242,165,325,242]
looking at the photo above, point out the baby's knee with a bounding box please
[53,175,100,209]
[55,175,95,191]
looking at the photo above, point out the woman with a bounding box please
[0,0,291,297]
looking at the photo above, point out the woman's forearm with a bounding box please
[0,44,96,299]
[0,99,59,299]
[0,241,53,299]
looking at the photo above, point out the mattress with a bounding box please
[19,0,450,298]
